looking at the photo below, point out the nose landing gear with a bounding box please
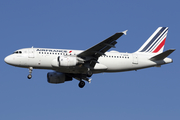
[27,67,33,79]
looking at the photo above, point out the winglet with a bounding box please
[150,49,175,61]
[122,30,128,35]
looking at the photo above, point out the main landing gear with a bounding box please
[77,69,93,88]
[87,68,93,77]
[78,78,92,88]
[78,76,92,88]
[27,67,33,79]
[78,81,85,88]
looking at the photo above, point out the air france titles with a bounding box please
[36,49,67,53]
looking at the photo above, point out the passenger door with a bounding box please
[28,48,35,58]
[132,54,138,64]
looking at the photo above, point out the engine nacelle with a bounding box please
[51,56,78,67]
[60,56,77,66]
[47,72,72,84]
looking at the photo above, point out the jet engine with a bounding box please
[47,72,72,84]
[59,56,78,66]
[51,56,78,67]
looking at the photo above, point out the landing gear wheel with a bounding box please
[78,81,85,88]
[87,70,93,77]
[27,67,33,79]
[27,74,32,79]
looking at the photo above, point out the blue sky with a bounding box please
[1,0,179,120]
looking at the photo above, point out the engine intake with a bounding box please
[47,72,72,84]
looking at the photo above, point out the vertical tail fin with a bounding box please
[136,27,168,53]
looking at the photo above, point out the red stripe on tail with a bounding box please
[153,38,166,53]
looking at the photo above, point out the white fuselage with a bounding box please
[4,48,172,74]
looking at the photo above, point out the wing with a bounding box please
[77,30,127,68]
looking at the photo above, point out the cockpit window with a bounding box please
[13,51,18,54]
[13,51,22,54]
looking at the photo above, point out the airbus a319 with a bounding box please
[4,27,175,88]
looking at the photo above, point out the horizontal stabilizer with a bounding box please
[150,49,175,61]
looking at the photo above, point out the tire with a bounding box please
[27,74,32,79]
[78,81,85,88]
[87,70,93,77]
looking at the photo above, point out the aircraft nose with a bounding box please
[4,55,12,64]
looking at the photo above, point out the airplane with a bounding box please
[4,27,175,88]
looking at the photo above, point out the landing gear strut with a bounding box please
[78,81,85,88]
[27,67,33,79]
[75,72,92,88]
[87,68,93,77]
